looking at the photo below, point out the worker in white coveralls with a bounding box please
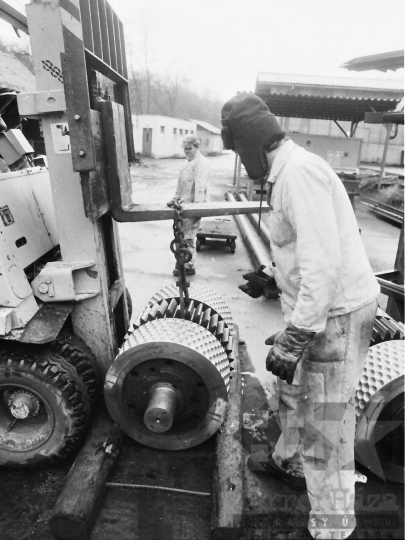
[170,135,210,276]
[221,93,380,540]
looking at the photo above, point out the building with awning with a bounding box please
[255,73,404,166]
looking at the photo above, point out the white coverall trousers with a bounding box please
[273,299,378,539]
[181,217,200,270]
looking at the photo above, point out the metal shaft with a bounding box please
[143,384,178,433]
[237,191,271,246]
[225,192,271,268]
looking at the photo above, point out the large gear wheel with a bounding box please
[355,340,404,483]
[105,318,231,450]
[130,283,235,361]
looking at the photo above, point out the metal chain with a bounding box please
[169,197,192,317]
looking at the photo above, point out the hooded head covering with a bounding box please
[221,92,285,181]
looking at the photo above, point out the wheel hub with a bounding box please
[8,390,40,419]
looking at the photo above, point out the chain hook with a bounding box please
[169,197,192,317]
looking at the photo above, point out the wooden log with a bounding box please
[49,406,122,540]
[211,324,243,534]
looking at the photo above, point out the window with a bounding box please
[191,131,194,134]
[179,129,183,135]
[160,126,165,133]
[173,128,177,134]
[185,130,188,134]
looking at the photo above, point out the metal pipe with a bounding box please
[143,383,178,433]
[106,483,210,497]
[225,192,271,269]
[237,191,271,246]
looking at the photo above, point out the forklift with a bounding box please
[0,0,259,468]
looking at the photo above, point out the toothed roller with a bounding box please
[147,283,233,332]
[129,283,234,361]
[105,318,231,450]
[355,340,404,483]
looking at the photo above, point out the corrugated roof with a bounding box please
[257,94,401,123]
[341,50,404,72]
[256,72,403,91]
[0,51,36,92]
[255,72,403,123]
[189,119,221,135]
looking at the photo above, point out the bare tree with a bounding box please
[160,71,188,117]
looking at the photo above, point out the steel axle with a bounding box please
[144,383,179,433]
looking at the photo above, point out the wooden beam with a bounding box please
[50,407,122,540]
[211,325,244,534]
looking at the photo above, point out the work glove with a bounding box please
[265,322,315,384]
[238,265,279,299]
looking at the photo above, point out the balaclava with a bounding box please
[221,92,285,182]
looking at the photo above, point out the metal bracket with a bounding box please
[32,261,99,302]
[17,90,66,116]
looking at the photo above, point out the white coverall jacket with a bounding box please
[264,140,380,539]
[175,151,210,269]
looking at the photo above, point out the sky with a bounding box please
[2,0,404,100]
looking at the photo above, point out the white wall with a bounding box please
[277,116,404,166]
[196,127,223,155]
[132,115,197,158]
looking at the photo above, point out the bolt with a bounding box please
[38,283,49,294]
[79,150,85,156]
[74,115,81,120]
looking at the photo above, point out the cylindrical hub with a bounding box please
[105,318,231,450]
[144,384,178,433]
[9,391,39,419]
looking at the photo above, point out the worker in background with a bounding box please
[169,135,210,276]
[221,93,379,540]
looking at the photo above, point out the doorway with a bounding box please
[142,128,152,156]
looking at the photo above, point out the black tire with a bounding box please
[0,349,88,467]
[230,239,236,254]
[196,239,201,252]
[49,331,101,406]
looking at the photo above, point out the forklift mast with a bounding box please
[15,0,135,374]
